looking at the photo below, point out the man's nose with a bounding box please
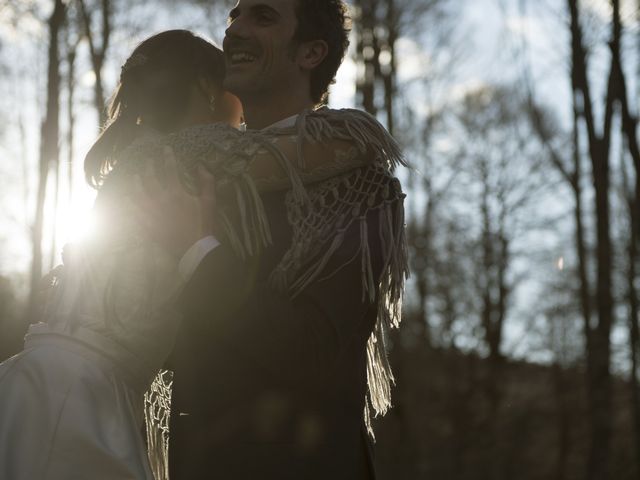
[225,16,249,40]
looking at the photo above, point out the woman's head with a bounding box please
[85,30,241,188]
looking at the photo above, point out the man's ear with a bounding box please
[297,40,329,71]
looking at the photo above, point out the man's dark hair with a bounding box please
[292,0,351,105]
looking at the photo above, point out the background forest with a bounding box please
[1,0,639,479]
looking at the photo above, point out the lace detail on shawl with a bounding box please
[119,108,405,262]
[270,164,407,437]
[277,108,408,435]
[118,124,295,259]
[144,370,173,480]
[120,108,408,471]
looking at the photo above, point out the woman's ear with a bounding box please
[297,40,329,71]
[216,92,243,129]
[197,77,218,100]
[194,76,242,128]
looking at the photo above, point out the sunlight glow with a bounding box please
[57,204,97,246]
[53,182,99,250]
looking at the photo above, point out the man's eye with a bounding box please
[256,13,273,23]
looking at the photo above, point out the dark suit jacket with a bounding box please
[168,185,388,479]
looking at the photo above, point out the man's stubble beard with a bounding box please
[224,39,301,108]
[224,72,283,108]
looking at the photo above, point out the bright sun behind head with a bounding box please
[60,208,97,244]
[53,187,98,252]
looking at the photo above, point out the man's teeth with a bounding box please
[231,52,257,64]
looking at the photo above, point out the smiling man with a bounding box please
[222,0,340,129]
[165,1,408,479]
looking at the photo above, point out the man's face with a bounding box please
[223,0,301,98]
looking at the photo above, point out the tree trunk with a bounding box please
[48,148,60,270]
[26,0,66,323]
[526,27,591,480]
[354,0,378,115]
[79,0,111,126]
[553,360,570,480]
[622,138,640,478]
[585,111,614,480]
[66,31,78,205]
[382,0,397,135]
[567,2,614,477]
[414,196,434,345]
[353,0,398,133]
[19,115,29,227]
[606,2,640,471]
[627,167,640,479]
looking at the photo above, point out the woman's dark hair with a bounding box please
[292,0,351,105]
[84,30,225,188]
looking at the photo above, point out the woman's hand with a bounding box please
[131,147,218,258]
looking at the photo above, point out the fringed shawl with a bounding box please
[117,108,409,479]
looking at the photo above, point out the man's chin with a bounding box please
[223,74,259,97]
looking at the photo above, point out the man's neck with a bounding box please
[242,92,315,130]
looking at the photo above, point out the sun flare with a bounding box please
[59,208,97,244]
[52,187,98,252]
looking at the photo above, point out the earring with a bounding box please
[209,95,216,113]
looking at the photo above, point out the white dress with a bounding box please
[0,185,183,480]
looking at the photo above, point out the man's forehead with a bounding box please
[230,0,297,17]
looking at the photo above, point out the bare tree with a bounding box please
[0,275,20,362]
[65,4,82,206]
[78,0,112,125]
[566,1,622,476]
[621,139,640,477]
[26,0,67,323]
[452,84,557,479]
[352,0,452,134]
[527,88,593,480]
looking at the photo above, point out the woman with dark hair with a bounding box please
[85,29,242,188]
[0,30,241,480]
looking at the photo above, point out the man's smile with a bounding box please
[224,39,261,67]
[229,52,258,65]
